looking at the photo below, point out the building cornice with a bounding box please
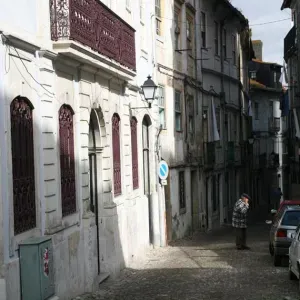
[1,32,40,54]
[52,40,136,82]
[202,67,241,85]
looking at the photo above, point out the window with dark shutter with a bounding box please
[131,117,139,189]
[179,171,186,210]
[112,114,122,196]
[59,104,76,217]
[11,96,36,234]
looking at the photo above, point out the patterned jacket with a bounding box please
[232,199,249,228]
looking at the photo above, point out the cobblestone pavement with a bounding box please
[74,223,299,300]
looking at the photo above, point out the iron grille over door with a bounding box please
[59,104,76,216]
[112,114,121,196]
[11,97,36,234]
[130,117,139,189]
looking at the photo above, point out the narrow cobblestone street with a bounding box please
[74,222,299,300]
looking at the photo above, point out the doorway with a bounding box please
[142,115,152,244]
[191,171,199,232]
[205,177,209,229]
[88,109,101,275]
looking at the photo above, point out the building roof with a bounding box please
[250,79,266,89]
[223,0,249,26]
[281,0,292,10]
[252,58,282,68]
[250,79,283,93]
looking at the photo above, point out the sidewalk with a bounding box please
[73,222,299,300]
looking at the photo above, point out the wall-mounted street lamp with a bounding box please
[131,76,157,110]
[141,75,157,108]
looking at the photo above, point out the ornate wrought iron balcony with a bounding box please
[50,0,136,71]
[284,25,297,62]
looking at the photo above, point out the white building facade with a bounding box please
[154,0,253,240]
[0,0,161,299]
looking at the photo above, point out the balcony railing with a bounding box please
[50,0,136,71]
[284,25,297,62]
[269,118,280,132]
[204,142,215,166]
[269,117,280,132]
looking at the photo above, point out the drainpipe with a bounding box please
[150,10,163,247]
[220,20,227,224]
[156,126,166,247]
[35,51,46,237]
[193,0,202,233]
[0,34,10,262]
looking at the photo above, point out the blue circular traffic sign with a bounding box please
[158,161,169,180]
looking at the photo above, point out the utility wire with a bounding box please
[250,18,291,26]
[153,14,290,27]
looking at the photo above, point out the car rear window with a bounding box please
[281,211,300,226]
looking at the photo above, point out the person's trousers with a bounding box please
[235,228,247,248]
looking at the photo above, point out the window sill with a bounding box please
[156,34,164,44]
[180,208,186,215]
[126,7,131,13]
[113,192,122,198]
[176,129,183,133]
[14,227,41,253]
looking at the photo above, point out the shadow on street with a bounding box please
[75,217,299,300]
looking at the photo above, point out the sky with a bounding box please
[231,0,292,64]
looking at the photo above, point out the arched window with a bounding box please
[112,114,121,196]
[130,117,139,189]
[59,104,76,216]
[10,96,36,234]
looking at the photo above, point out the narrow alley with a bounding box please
[75,221,299,300]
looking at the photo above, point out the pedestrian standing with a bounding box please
[232,193,251,250]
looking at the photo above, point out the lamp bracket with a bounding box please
[175,48,192,53]
[130,104,151,110]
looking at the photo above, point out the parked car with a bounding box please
[288,223,300,287]
[270,200,300,221]
[269,206,300,266]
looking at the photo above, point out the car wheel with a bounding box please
[274,254,281,267]
[289,266,297,280]
[269,243,274,256]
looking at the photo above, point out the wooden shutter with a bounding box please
[131,117,139,189]
[59,104,76,216]
[112,114,122,196]
[11,96,36,234]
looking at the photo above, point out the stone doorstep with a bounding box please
[49,296,59,300]
[98,272,110,285]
